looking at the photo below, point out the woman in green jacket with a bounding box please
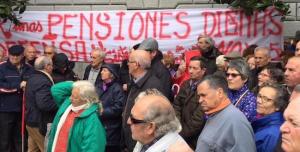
[47,81,106,152]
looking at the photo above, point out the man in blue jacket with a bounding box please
[0,45,34,152]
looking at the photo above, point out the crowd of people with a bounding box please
[0,34,300,152]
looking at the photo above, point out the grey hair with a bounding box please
[294,84,300,93]
[197,35,215,46]
[93,48,106,59]
[133,53,151,69]
[227,59,250,81]
[34,56,52,70]
[259,83,289,112]
[45,45,57,53]
[73,81,100,108]
[136,89,182,138]
[254,46,271,57]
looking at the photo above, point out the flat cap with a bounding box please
[224,51,242,60]
[8,45,24,56]
[138,38,158,52]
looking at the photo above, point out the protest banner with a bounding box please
[0,7,283,62]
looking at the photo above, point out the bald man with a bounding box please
[122,50,164,152]
[128,89,192,152]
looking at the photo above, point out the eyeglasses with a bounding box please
[44,52,53,55]
[226,73,241,78]
[257,94,273,103]
[129,114,148,124]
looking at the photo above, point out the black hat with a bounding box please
[53,53,69,69]
[138,38,158,52]
[8,45,24,56]
[101,64,120,80]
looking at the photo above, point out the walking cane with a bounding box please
[22,92,26,152]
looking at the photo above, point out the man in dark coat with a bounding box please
[137,38,173,101]
[197,35,223,75]
[0,45,34,152]
[173,56,207,150]
[25,56,57,151]
[121,50,164,152]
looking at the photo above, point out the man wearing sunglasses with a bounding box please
[128,89,192,152]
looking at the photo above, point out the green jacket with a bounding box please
[47,81,106,152]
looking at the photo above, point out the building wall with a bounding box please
[26,0,300,78]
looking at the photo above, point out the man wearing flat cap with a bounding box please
[137,38,173,101]
[0,45,34,152]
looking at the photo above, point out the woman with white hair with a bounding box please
[47,81,106,152]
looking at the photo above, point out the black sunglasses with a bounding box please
[226,73,241,78]
[129,114,148,124]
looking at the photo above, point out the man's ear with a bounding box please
[145,122,156,135]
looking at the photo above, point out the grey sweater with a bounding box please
[195,104,256,152]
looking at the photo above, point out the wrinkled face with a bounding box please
[197,81,221,112]
[70,88,86,107]
[247,57,256,70]
[255,50,270,68]
[9,54,23,66]
[44,47,55,59]
[285,58,300,89]
[45,62,53,74]
[226,68,246,90]
[127,52,138,75]
[127,100,151,144]
[257,87,277,116]
[197,38,211,52]
[188,60,205,80]
[90,51,103,68]
[101,68,113,81]
[280,100,300,152]
[258,69,271,87]
[25,46,37,61]
[295,42,300,57]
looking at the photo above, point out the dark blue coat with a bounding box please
[25,70,57,134]
[252,112,284,152]
[96,80,126,146]
[0,60,34,112]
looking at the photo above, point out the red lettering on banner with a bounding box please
[129,12,144,40]
[60,41,74,59]
[159,12,171,39]
[114,12,126,40]
[270,42,281,60]
[225,10,239,36]
[80,13,93,40]
[13,21,43,33]
[253,11,267,37]
[63,14,78,39]
[95,13,112,40]
[174,12,191,39]
[202,12,216,36]
[145,12,157,38]
[0,21,12,39]
[74,41,88,61]
[43,14,62,40]
[215,11,223,37]
[268,9,282,35]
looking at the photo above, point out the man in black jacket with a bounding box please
[25,56,57,152]
[138,38,173,101]
[0,45,34,152]
[121,50,164,152]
